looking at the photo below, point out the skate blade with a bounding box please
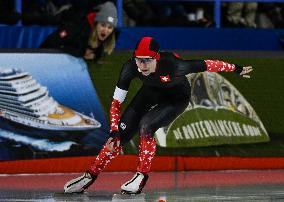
[112,193,146,202]
[121,189,145,195]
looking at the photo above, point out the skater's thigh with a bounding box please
[119,106,140,144]
[119,86,160,144]
[139,99,189,135]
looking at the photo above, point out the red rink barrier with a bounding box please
[1,155,284,174]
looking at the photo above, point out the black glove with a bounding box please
[234,64,243,75]
[109,130,120,138]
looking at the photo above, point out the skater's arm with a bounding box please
[109,60,135,137]
[109,87,127,135]
[175,56,253,77]
[204,60,253,78]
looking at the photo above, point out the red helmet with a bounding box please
[134,37,160,59]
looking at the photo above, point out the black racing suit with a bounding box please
[110,52,242,144]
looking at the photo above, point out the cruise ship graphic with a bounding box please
[0,68,101,131]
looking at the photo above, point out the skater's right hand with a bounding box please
[110,130,120,138]
[106,137,120,152]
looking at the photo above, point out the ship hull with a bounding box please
[1,112,100,131]
[0,116,94,142]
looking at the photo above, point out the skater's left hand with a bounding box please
[106,137,120,152]
[240,66,253,78]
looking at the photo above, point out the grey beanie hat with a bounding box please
[95,2,118,27]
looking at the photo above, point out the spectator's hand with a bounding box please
[106,137,120,152]
[84,48,95,60]
[240,66,253,78]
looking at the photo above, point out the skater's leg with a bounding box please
[89,101,146,175]
[64,107,142,193]
[88,137,122,175]
[64,171,97,193]
[63,90,150,194]
[137,101,188,173]
[64,137,122,193]
[121,100,189,194]
[117,85,159,144]
[120,134,155,195]
[137,135,156,173]
[64,86,161,194]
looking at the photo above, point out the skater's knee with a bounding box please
[120,134,132,145]
[138,120,154,137]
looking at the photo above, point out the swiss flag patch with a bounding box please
[59,30,67,38]
[160,75,171,83]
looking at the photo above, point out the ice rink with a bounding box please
[1,170,284,201]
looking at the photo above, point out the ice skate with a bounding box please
[121,172,148,195]
[64,171,97,193]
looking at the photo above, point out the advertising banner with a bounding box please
[155,72,269,148]
[0,52,109,160]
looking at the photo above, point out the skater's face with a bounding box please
[96,22,114,41]
[135,56,157,76]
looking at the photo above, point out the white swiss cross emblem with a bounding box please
[160,75,171,83]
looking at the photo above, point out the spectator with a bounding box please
[148,2,190,26]
[257,3,284,28]
[182,2,214,27]
[122,0,156,26]
[123,1,212,27]
[21,0,115,25]
[22,0,49,25]
[224,2,258,28]
[124,0,188,26]
[40,2,119,62]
